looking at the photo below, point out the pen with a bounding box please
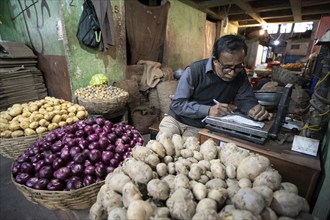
[213,99,234,114]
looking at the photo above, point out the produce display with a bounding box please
[89,134,313,220]
[75,85,128,100]
[281,63,305,70]
[0,96,88,138]
[11,118,143,191]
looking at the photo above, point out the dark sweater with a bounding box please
[168,57,258,128]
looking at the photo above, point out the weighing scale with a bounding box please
[204,84,293,145]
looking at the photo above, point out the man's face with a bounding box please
[213,49,245,81]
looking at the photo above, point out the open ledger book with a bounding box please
[202,115,265,129]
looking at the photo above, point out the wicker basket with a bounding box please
[12,175,104,211]
[0,133,47,159]
[77,95,128,115]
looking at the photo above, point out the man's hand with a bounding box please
[248,104,270,121]
[209,103,236,117]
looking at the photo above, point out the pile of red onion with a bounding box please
[12,118,144,191]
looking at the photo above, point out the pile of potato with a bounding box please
[0,96,88,138]
[75,85,129,100]
[89,133,314,220]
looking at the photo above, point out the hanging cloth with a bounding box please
[92,0,115,51]
[125,0,170,64]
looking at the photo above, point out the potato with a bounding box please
[66,117,74,125]
[19,121,30,130]
[61,114,68,121]
[145,140,166,158]
[208,188,228,208]
[238,178,252,188]
[38,108,47,114]
[280,182,298,194]
[175,161,189,175]
[0,130,12,138]
[46,106,54,112]
[52,115,62,123]
[36,126,47,134]
[183,136,200,151]
[29,121,39,129]
[232,188,265,215]
[76,110,87,120]
[260,207,278,220]
[253,186,274,207]
[24,128,36,136]
[107,208,127,220]
[0,111,12,121]
[0,123,9,132]
[210,160,226,179]
[9,106,23,117]
[253,168,282,190]
[188,164,203,180]
[11,130,24,137]
[156,163,168,177]
[106,172,131,194]
[192,182,207,201]
[127,200,153,220]
[166,188,196,220]
[89,202,106,220]
[22,111,31,118]
[68,106,77,113]
[68,112,75,117]
[32,113,44,121]
[181,148,193,158]
[43,112,55,121]
[172,134,184,157]
[123,158,153,184]
[237,154,270,181]
[196,198,217,213]
[9,121,20,131]
[271,190,309,218]
[72,116,80,123]
[205,178,227,191]
[147,179,170,200]
[161,174,175,192]
[58,121,67,127]
[193,151,203,161]
[122,182,142,207]
[192,210,218,220]
[39,119,50,127]
[199,138,218,161]
[98,188,123,213]
[47,123,59,131]
[226,163,236,179]
[173,174,190,190]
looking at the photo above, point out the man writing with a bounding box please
[158,34,270,137]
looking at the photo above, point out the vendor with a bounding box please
[158,35,270,138]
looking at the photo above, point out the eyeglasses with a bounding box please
[214,60,244,74]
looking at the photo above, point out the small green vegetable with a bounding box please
[89,74,109,86]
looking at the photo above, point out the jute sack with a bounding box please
[156,80,178,119]
[132,106,159,134]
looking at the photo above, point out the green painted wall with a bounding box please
[0,0,126,96]
[61,0,126,91]
[166,0,206,70]
[0,0,64,55]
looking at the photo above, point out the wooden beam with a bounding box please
[231,0,266,25]
[290,0,302,22]
[177,0,225,20]
[301,0,330,7]
[197,0,233,9]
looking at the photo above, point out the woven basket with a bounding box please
[0,133,47,159]
[12,175,104,211]
[77,95,128,115]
